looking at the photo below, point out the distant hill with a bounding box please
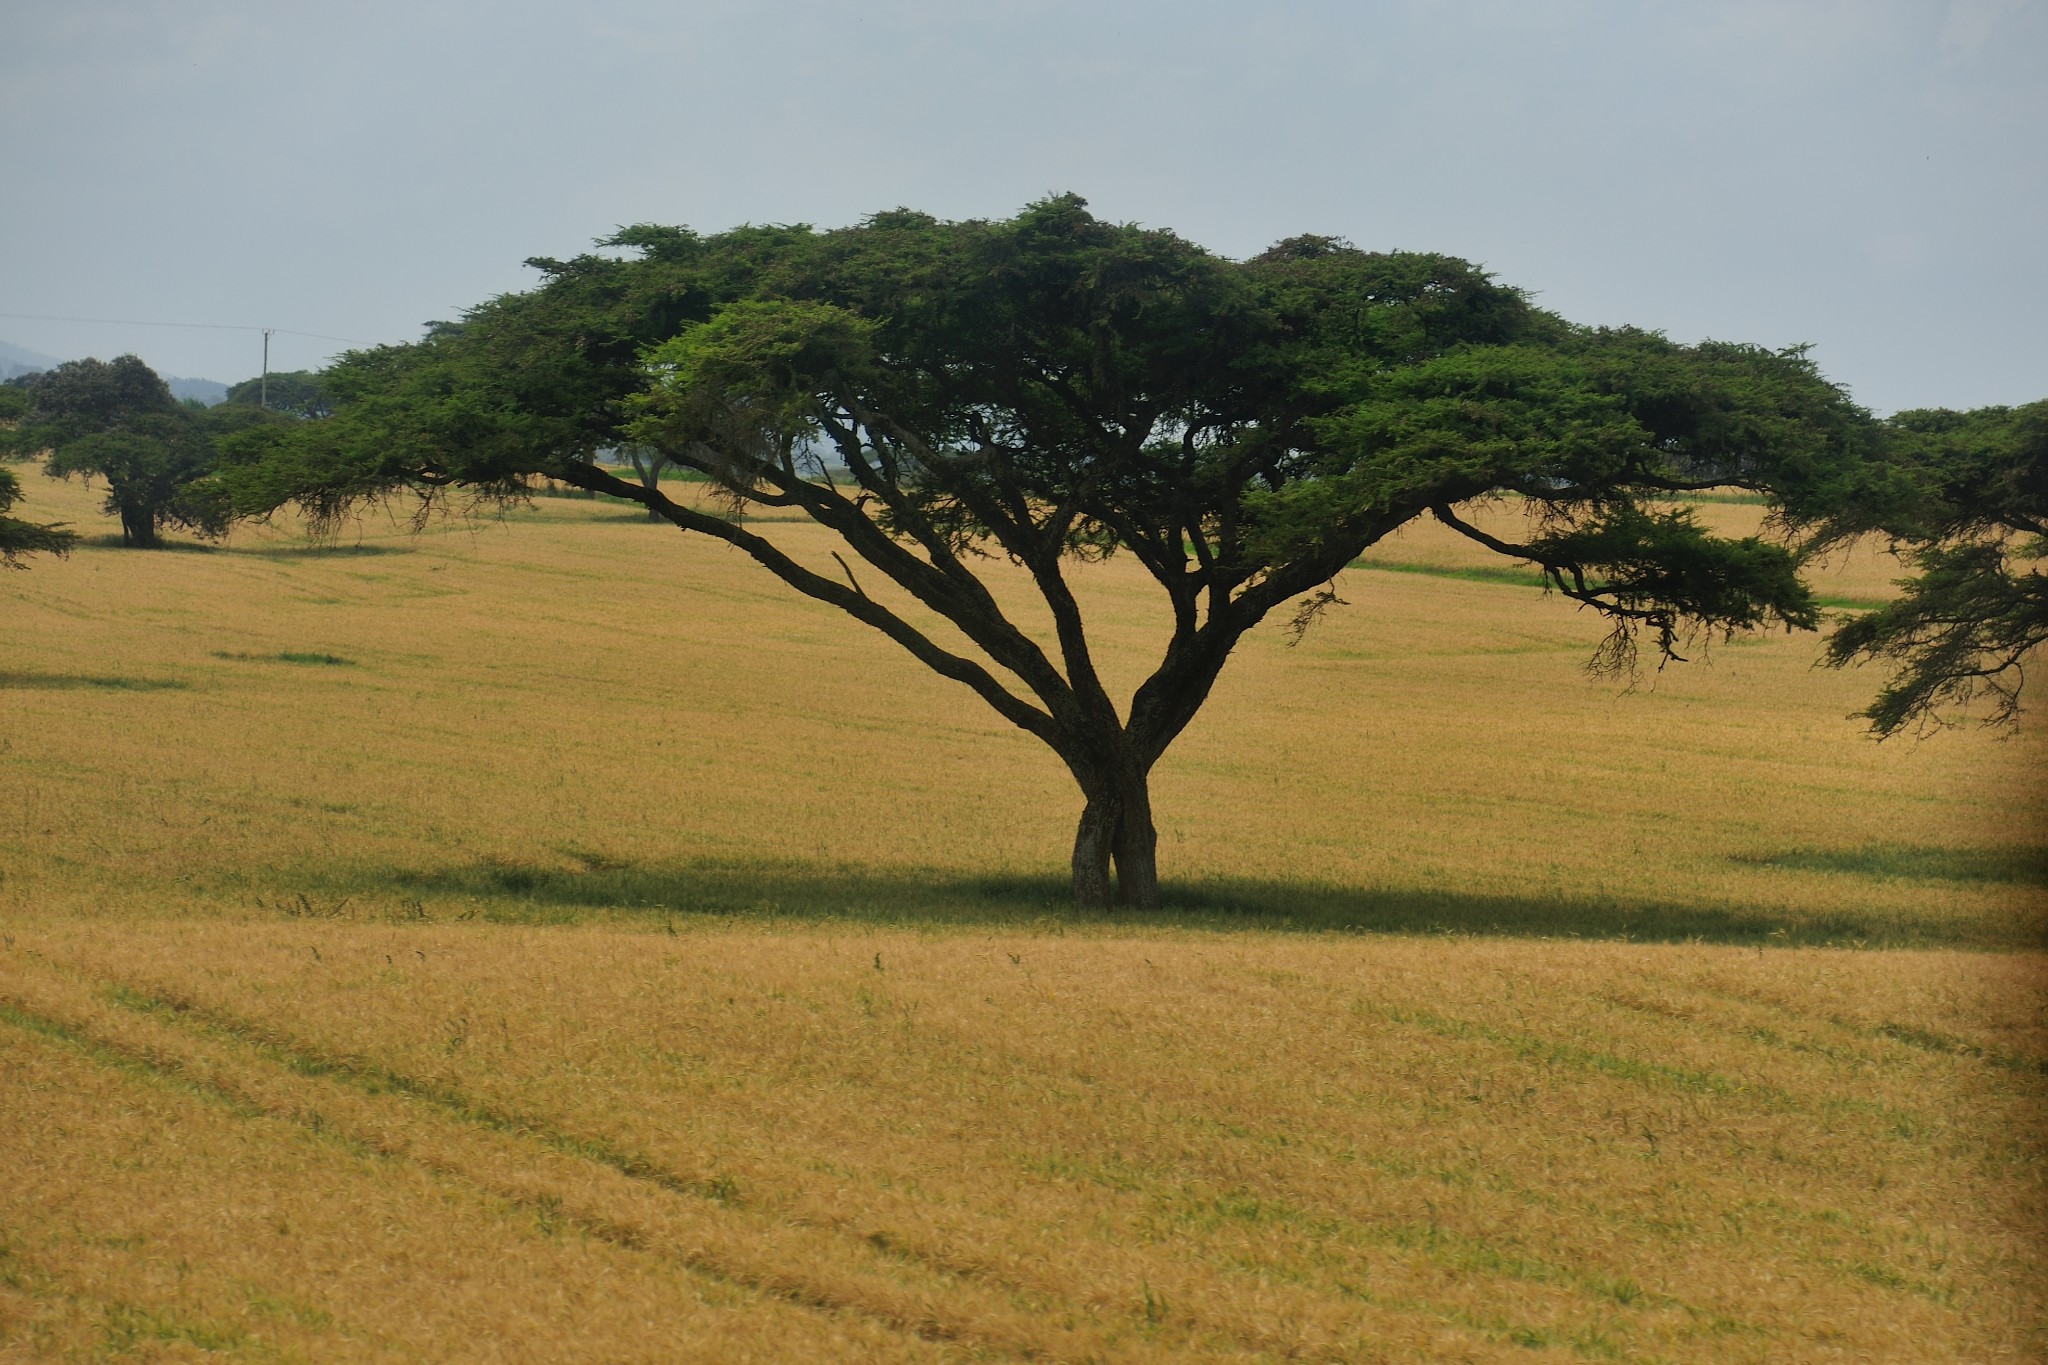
[0,340,228,404]
[0,339,62,383]
[164,376,229,406]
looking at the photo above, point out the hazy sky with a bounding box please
[2,0,2042,413]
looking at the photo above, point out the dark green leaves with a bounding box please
[1515,505,1818,670]
[14,356,252,547]
[224,370,334,420]
[1818,400,2047,734]
[633,300,876,463]
[221,197,1879,686]
[0,464,77,567]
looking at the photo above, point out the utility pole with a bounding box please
[260,328,272,409]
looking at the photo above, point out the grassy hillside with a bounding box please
[1,471,2042,1361]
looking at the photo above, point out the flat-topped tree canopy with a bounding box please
[215,196,1873,907]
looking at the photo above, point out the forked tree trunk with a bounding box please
[627,451,664,521]
[1067,756,1161,911]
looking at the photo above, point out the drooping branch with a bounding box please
[1823,540,2046,736]
[1430,501,1819,671]
[1431,502,1687,663]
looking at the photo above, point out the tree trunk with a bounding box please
[1066,757,1160,910]
[628,452,663,521]
[120,504,156,548]
[1110,773,1160,909]
[1071,794,1116,910]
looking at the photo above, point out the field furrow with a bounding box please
[0,956,1150,1362]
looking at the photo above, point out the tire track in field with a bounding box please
[64,970,1427,1363]
[0,1001,966,1363]
[10,946,1745,1362]
[0,1032,431,1365]
[0,959,1115,1364]
[80,975,1593,1364]
[86,980,1097,1350]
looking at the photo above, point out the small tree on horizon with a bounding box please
[5,355,281,548]
[217,198,1878,908]
[225,369,334,421]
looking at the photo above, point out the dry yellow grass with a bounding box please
[1,471,2043,1361]
[3,921,2042,1362]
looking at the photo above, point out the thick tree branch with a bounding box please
[553,462,1063,746]
[666,423,1085,726]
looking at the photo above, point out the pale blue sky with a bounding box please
[2,0,2042,412]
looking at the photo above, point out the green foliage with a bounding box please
[7,353,175,443]
[1817,401,2046,734]
[1,378,79,567]
[0,464,79,567]
[19,356,283,547]
[225,369,335,420]
[212,198,1877,903]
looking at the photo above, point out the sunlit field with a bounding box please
[2,471,2042,1362]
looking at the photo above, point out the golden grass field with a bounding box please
[1,469,2043,1362]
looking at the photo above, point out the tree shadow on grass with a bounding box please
[80,535,219,553]
[316,854,2044,949]
[1733,844,2048,889]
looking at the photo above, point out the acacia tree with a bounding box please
[1812,400,2046,734]
[2,356,256,547]
[218,198,1871,907]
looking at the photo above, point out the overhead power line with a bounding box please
[0,311,370,346]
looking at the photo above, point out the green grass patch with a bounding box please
[1350,559,1549,589]
[0,671,187,691]
[213,650,356,667]
[234,541,413,558]
[1351,558,1890,611]
[1874,1021,2048,1076]
[1669,489,1771,506]
[100,1302,247,1355]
